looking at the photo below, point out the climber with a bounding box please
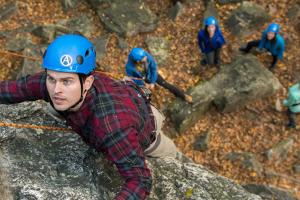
[283,83,300,128]
[125,47,193,103]
[239,23,285,71]
[0,34,181,200]
[197,16,226,67]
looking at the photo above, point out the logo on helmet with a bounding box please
[60,55,73,67]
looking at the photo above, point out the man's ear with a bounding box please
[84,75,94,91]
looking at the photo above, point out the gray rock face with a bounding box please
[168,1,185,21]
[145,36,170,66]
[61,0,78,11]
[0,2,18,21]
[217,0,244,4]
[16,45,46,79]
[96,0,159,37]
[193,130,211,152]
[243,184,298,200]
[31,24,69,43]
[0,102,262,200]
[227,152,263,175]
[226,2,270,37]
[5,33,33,52]
[58,15,97,38]
[203,0,219,26]
[266,138,294,163]
[93,35,110,61]
[167,55,282,133]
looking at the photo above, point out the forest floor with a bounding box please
[0,0,299,198]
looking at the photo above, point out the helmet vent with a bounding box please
[85,49,90,57]
[43,50,47,58]
[76,55,84,65]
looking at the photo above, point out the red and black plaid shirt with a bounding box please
[0,71,156,200]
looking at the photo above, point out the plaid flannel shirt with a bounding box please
[0,71,156,200]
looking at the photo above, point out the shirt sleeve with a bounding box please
[0,72,48,104]
[147,55,157,84]
[258,32,266,50]
[102,127,152,200]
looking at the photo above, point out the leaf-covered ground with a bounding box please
[0,0,299,198]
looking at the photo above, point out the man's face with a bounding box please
[267,32,275,40]
[207,25,216,36]
[46,70,93,111]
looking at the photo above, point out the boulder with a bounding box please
[145,36,170,66]
[96,0,159,37]
[16,45,46,79]
[5,33,33,52]
[0,102,262,200]
[227,152,263,175]
[226,2,271,37]
[61,0,78,11]
[0,2,18,21]
[217,0,245,4]
[266,138,294,162]
[92,35,110,61]
[243,184,298,200]
[193,130,211,152]
[168,1,185,21]
[167,55,282,133]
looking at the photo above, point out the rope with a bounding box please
[0,122,71,132]
[0,50,41,61]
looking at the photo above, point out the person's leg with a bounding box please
[156,73,191,102]
[214,48,221,65]
[239,40,261,53]
[287,108,296,128]
[205,51,215,65]
[144,105,177,158]
[145,105,193,162]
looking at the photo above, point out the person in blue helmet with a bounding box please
[197,16,226,66]
[239,23,285,70]
[283,83,300,128]
[0,34,183,200]
[125,47,193,103]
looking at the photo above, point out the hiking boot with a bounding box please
[287,122,296,128]
[239,47,249,53]
[184,94,193,103]
[201,59,207,66]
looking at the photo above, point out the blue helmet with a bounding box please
[129,47,146,62]
[42,34,96,75]
[205,16,217,26]
[266,23,280,34]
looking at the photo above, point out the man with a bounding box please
[0,34,179,199]
[197,16,226,66]
[239,23,285,70]
[125,47,193,103]
[283,83,300,128]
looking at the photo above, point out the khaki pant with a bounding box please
[144,105,177,158]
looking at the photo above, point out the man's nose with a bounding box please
[54,82,63,93]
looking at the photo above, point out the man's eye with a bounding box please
[47,77,55,83]
[63,80,72,85]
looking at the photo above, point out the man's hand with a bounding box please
[145,83,155,90]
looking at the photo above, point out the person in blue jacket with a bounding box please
[125,48,193,103]
[239,23,285,70]
[197,16,226,66]
[283,83,300,128]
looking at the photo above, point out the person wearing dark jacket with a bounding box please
[0,34,180,200]
[125,47,193,103]
[239,23,285,70]
[197,16,226,66]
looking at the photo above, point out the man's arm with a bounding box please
[0,72,48,104]
[102,127,152,200]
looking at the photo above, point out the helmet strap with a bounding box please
[66,74,85,111]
